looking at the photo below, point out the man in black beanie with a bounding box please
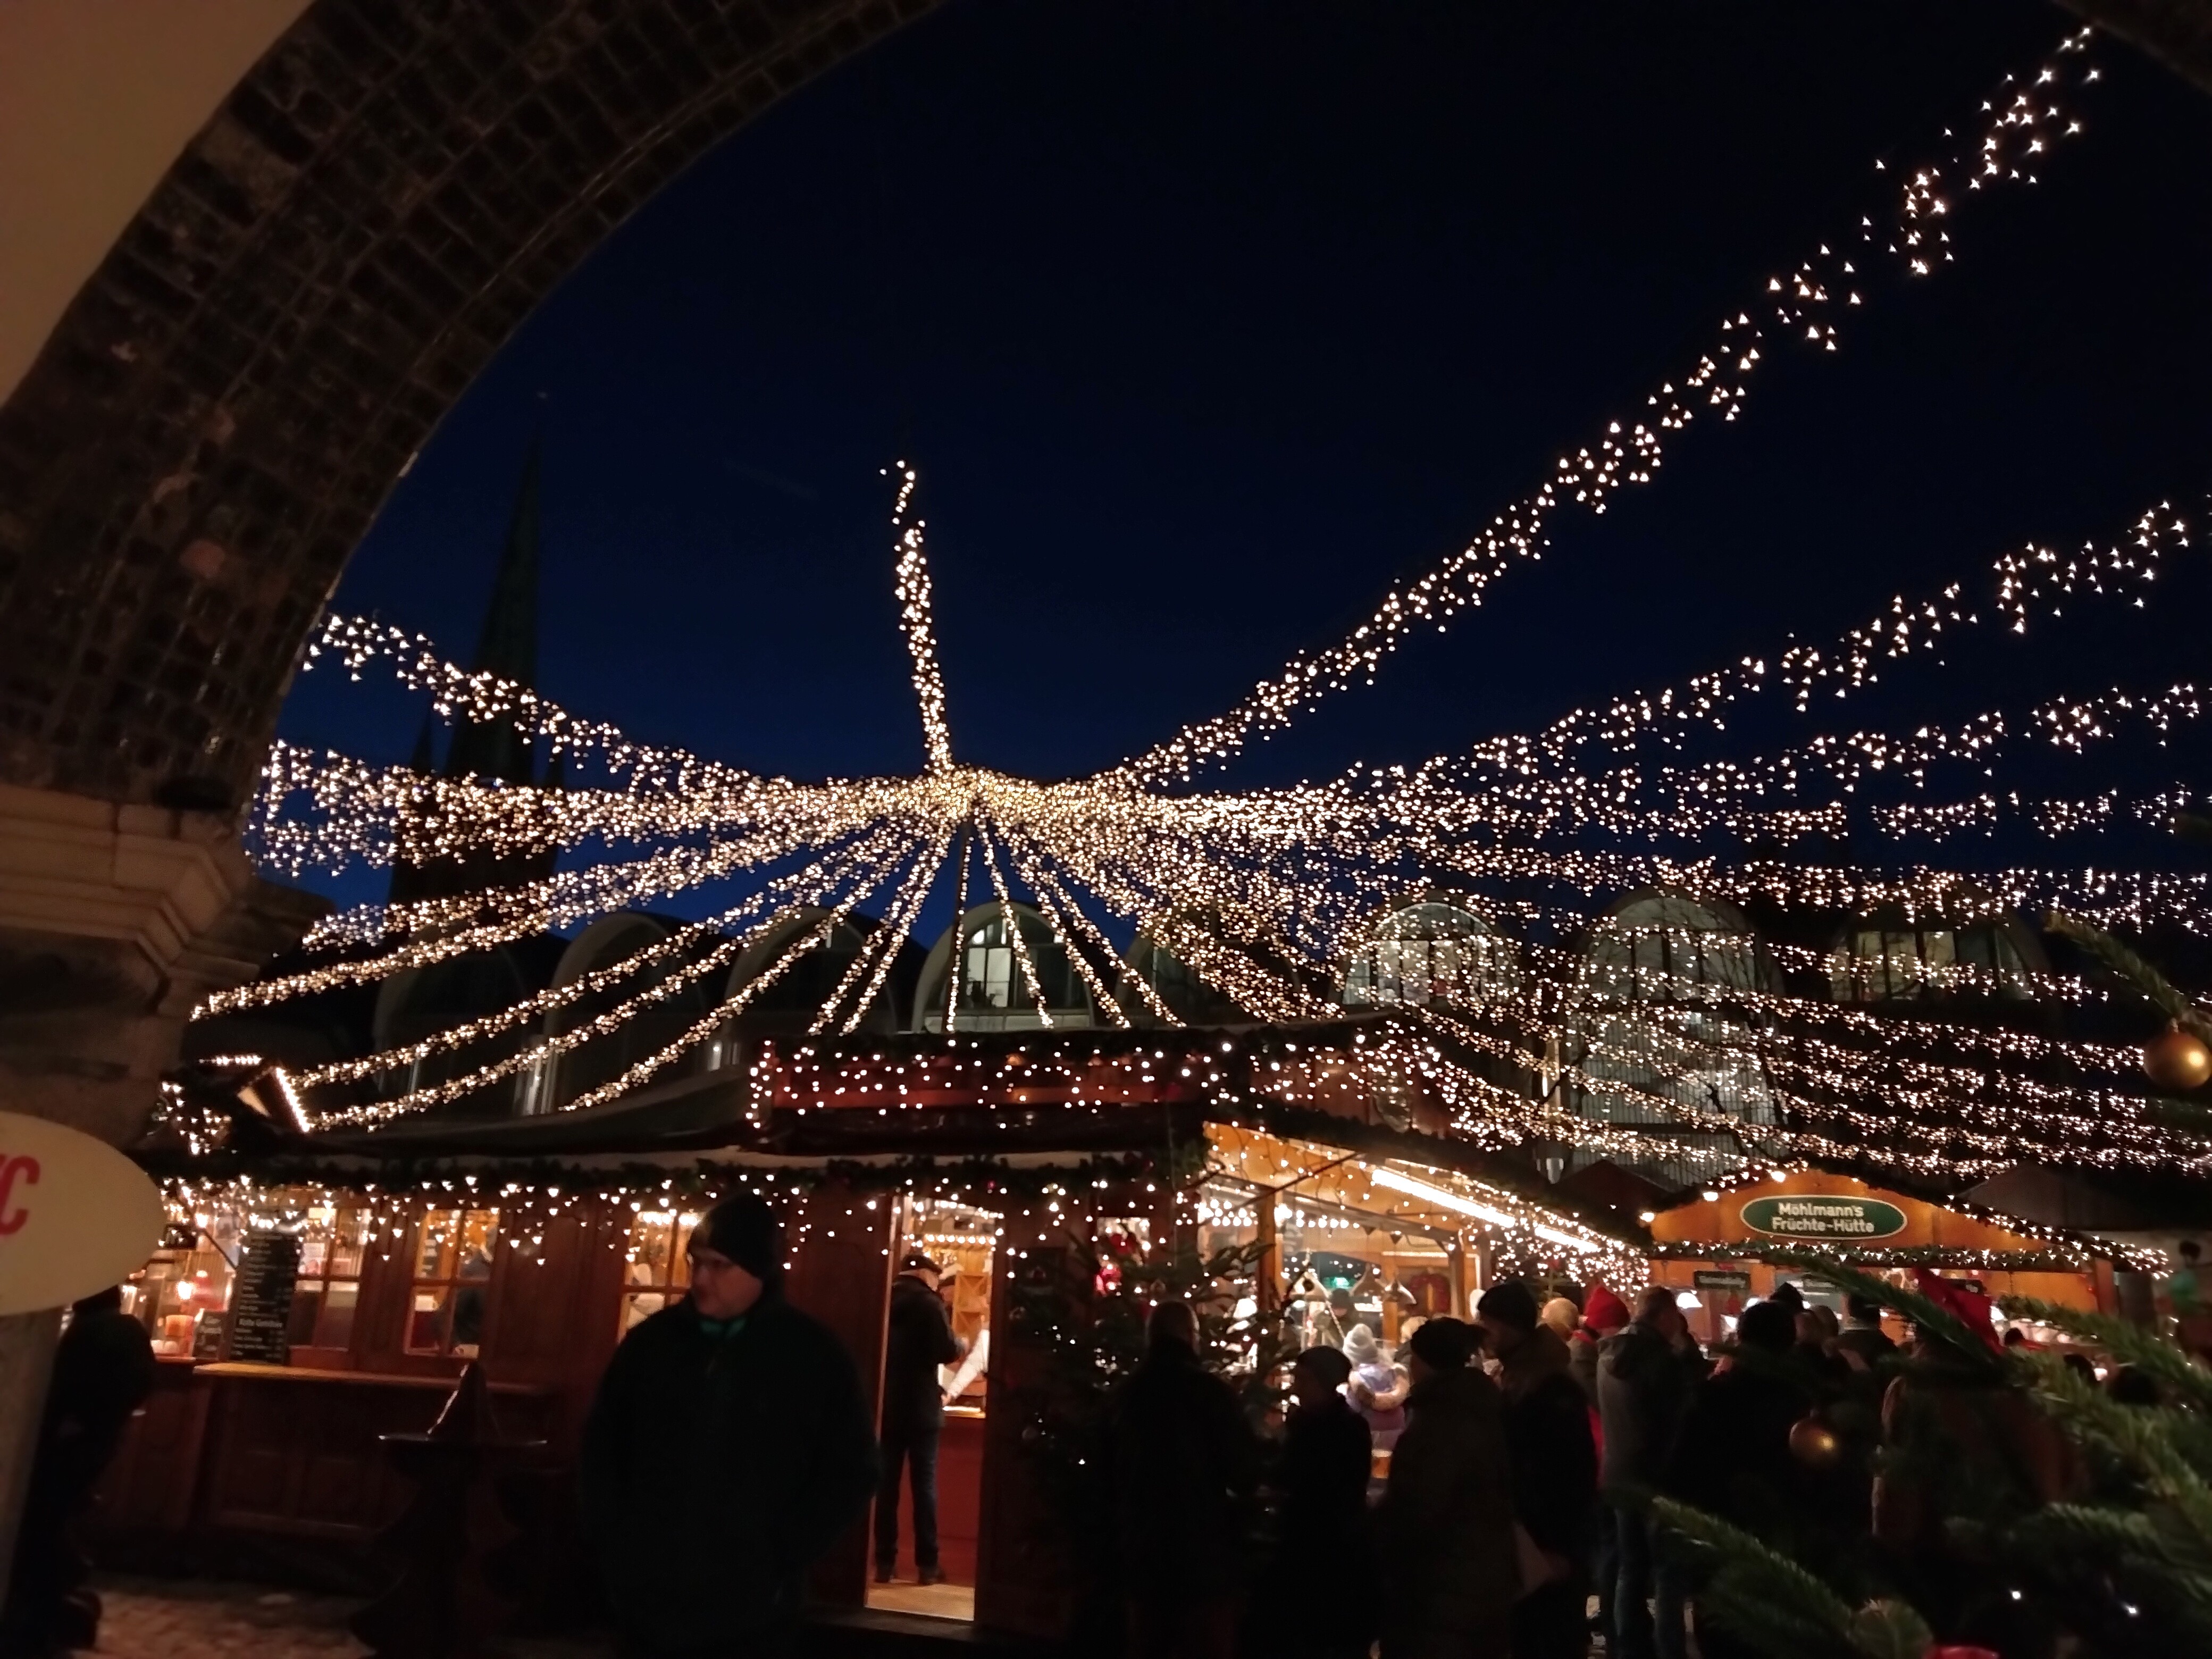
[582,1193,878,1657]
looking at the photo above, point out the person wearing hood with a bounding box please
[581,1193,878,1658]
[1343,1323,1409,1452]
[1478,1281,1599,1659]
[1376,1318,1517,1659]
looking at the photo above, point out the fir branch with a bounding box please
[1842,1599,1939,1659]
[2000,1295,2212,1412]
[2045,909,2212,1041]
[2015,1354,2212,1556]
[1767,1253,2004,1374]
[1648,1498,1864,1658]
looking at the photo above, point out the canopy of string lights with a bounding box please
[213,29,2212,1189]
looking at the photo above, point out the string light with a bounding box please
[188,28,2212,1202]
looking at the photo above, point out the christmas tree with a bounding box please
[1649,910,2211,1658]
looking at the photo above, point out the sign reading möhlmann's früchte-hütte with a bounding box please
[1739,1194,1908,1241]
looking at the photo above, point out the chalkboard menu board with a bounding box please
[225,1230,301,1365]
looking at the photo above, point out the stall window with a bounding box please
[129,1209,240,1357]
[288,1203,370,1352]
[619,1208,700,1336]
[407,1208,500,1356]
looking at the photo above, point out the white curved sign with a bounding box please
[0,1111,166,1316]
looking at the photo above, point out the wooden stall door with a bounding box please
[783,1183,895,1611]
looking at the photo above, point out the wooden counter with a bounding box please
[92,1360,557,1555]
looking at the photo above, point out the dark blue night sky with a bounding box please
[278,0,2212,928]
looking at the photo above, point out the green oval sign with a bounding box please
[1739,1194,1907,1242]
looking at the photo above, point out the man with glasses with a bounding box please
[583,1193,877,1657]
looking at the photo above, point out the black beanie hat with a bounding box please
[1408,1316,1476,1372]
[694,1194,784,1294]
[1476,1279,1540,1334]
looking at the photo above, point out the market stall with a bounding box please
[108,1017,1648,1638]
[1643,1167,2131,1347]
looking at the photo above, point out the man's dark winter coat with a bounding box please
[1254,1393,1375,1656]
[1663,1358,1826,1534]
[1377,1365,1518,1648]
[883,1273,961,1431]
[1500,1327,1602,1659]
[1596,1318,1708,1494]
[1112,1337,1259,1606]
[581,1295,877,1653]
[1497,1323,1597,1556]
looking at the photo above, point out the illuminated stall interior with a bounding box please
[1198,1125,1640,1393]
[868,1195,999,1622]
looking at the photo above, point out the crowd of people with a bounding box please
[5,1202,2197,1659]
[1107,1269,2179,1659]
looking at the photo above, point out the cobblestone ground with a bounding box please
[88,1576,614,1659]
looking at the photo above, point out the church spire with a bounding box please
[443,436,542,787]
[388,434,557,914]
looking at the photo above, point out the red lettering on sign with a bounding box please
[0,1155,38,1235]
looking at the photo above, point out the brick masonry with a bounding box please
[0,0,940,816]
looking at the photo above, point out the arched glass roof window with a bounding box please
[1827,918,2033,1003]
[1582,892,1766,1003]
[1120,926,1247,1027]
[544,912,722,1111]
[372,937,560,1118]
[914,903,1095,1033]
[1342,898,1515,1011]
[1566,891,1775,1189]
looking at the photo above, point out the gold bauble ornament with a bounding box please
[1788,1413,1844,1469]
[2142,1024,2212,1092]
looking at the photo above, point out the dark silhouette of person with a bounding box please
[1113,1300,1258,1659]
[1,1286,156,1656]
[1597,1286,1707,1659]
[1377,1317,1518,1659]
[1833,1294,1898,1370]
[876,1252,964,1586]
[1665,1300,1858,1659]
[581,1194,877,1658]
[1251,1345,1375,1659]
[1477,1280,1598,1659]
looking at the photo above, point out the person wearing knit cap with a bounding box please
[581,1193,878,1657]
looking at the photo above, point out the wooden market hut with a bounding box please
[1641,1166,2139,1347]
[105,1013,1648,1641]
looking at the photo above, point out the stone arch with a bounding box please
[0,0,938,809]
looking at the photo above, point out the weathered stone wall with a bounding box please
[0,0,937,815]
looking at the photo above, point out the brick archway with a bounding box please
[0,0,937,812]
